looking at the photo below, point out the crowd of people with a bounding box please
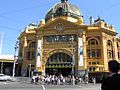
[30,60,120,90]
[31,74,89,85]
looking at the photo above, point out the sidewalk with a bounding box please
[15,77,30,82]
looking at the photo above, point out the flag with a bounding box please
[78,37,83,66]
[36,40,42,68]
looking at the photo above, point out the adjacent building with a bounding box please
[0,55,14,75]
[17,0,120,81]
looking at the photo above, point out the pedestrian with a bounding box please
[101,60,120,90]
[35,76,39,85]
[92,77,96,84]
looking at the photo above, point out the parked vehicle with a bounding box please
[0,74,12,81]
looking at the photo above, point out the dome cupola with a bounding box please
[45,0,83,22]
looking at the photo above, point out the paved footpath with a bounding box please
[0,81,101,90]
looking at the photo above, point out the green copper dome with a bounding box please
[45,0,83,22]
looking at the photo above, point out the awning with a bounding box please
[0,59,14,63]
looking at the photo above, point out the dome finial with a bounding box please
[61,0,68,3]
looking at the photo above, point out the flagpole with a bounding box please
[0,31,3,55]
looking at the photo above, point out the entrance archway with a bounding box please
[45,52,74,76]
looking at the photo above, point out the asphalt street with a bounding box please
[0,81,101,90]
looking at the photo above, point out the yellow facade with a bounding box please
[18,0,120,80]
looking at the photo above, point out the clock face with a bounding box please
[56,23,63,32]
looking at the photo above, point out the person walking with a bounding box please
[101,60,120,90]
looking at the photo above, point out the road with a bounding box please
[0,81,101,90]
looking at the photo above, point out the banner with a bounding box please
[78,37,83,66]
[36,40,42,68]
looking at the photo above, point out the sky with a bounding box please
[0,0,120,55]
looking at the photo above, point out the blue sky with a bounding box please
[0,0,120,55]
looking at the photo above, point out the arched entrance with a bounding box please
[45,52,74,76]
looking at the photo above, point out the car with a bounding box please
[0,74,12,81]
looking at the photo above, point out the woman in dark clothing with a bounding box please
[101,60,120,90]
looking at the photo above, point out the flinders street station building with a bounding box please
[17,0,120,82]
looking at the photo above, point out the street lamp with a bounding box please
[29,64,31,79]
[71,36,75,85]
[12,41,19,79]
[0,62,3,74]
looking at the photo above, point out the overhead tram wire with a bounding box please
[3,38,17,42]
[0,1,57,34]
[94,0,120,21]
[94,1,120,26]
[0,1,57,16]
[99,1,120,15]
[68,0,97,24]
[0,24,20,32]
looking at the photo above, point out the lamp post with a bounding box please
[71,36,75,85]
[12,41,19,79]
[72,47,75,85]
[0,62,3,74]
[29,64,31,79]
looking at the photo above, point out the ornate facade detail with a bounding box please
[17,0,120,82]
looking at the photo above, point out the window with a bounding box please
[97,49,101,57]
[46,52,72,66]
[88,39,98,45]
[118,52,120,58]
[29,42,36,48]
[89,62,91,65]
[108,50,112,59]
[26,51,36,60]
[26,51,30,60]
[89,68,92,71]
[92,62,96,65]
[31,51,36,59]
[107,40,112,46]
[87,49,101,58]
[117,42,119,47]
[92,51,96,57]
[93,67,96,71]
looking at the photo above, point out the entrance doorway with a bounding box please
[45,68,72,76]
[45,52,74,76]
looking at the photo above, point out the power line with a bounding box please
[0,16,23,25]
[0,1,56,16]
[0,24,20,32]
[0,1,57,35]
[99,1,120,15]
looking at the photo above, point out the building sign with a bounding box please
[78,37,83,66]
[36,40,42,68]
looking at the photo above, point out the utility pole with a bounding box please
[0,62,3,74]
[29,64,31,79]
[71,36,75,85]
[12,41,19,79]
[0,31,3,55]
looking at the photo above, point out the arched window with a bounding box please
[87,49,101,58]
[108,50,113,59]
[107,40,112,46]
[26,51,36,60]
[47,52,72,63]
[29,42,36,48]
[88,39,98,45]
[92,51,96,57]
[46,52,72,67]
[107,40,113,59]
[117,42,119,47]
[26,41,36,60]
